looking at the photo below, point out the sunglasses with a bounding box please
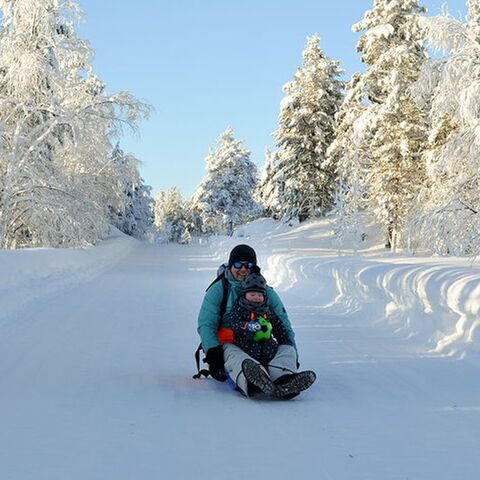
[232,261,255,270]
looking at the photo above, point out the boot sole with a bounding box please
[241,359,276,396]
[274,371,316,399]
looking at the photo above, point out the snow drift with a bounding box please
[2,218,479,357]
[0,228,137,325]
[231,217,480,358]
[1,217,479,480]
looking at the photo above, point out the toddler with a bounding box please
[226,272,294,366]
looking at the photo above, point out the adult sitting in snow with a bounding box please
[197,244,315,399]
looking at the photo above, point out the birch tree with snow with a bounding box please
[353,0,428,250]
[408,3,480,254]
[266,35,344,222]
[190,128,261,235]
[0,0,148,249]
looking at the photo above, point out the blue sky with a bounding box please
[77,0,467,198]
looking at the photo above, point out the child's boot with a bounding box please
[241,359,277,397]
[273,371,316,399]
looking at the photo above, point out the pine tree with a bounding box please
[190,127,261,235]
[353,0,428,250]
[408,4,480,254]
[0,0,148,248]
[268,35,344,222]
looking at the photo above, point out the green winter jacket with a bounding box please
[197,268,296,353]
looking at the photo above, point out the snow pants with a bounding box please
[223,343,298,396]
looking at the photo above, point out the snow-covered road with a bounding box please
[1,222,479,479]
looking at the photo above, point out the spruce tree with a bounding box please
[353,0,428,250]
[268,35,344,222]
[191,128,261,235]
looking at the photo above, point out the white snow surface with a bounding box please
[1,219,479,480]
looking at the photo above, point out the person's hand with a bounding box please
[205,345,227,382]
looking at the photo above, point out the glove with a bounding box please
[205,345,227,382]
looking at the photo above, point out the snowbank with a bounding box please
[1,217,478,480]
[0,228,137,324]
[229,218,480,358]
[2,217,479,358]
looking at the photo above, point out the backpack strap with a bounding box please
[193,275,230,379]
[219,276,229,318]
[193,344,210,379]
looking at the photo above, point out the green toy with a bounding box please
[253,317,273,342]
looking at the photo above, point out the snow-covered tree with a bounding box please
[326,73,371,246]
[190,127,261,235]
[154,191,166,230]
[180,228,192,245]
[408,5,480,254]
[110,144,154,240]
[353,0,428,249]
[125,183,154,240]
[467,0,480,42]
[187,187,206,236]
[256,148,280,218]
[154,187,190,243]
[266,35,344,222]
[0,0,148,249]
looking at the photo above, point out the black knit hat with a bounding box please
[228,244,257,267]
[242,272,267,295]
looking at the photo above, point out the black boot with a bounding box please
[241,359,277,397]
[273,371,316,399]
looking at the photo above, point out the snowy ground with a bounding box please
[1,219,479,480]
